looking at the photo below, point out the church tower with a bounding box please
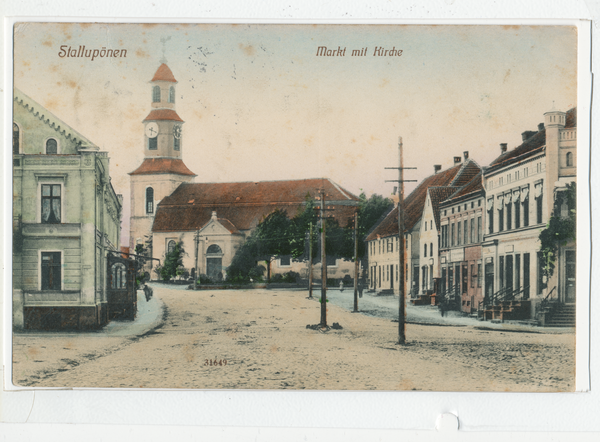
[129,63,196,252]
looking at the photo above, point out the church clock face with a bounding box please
[173,124,182,139]
[145,122,159,138]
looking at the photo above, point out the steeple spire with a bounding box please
[159,36,171,64]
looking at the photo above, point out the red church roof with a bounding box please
[129,158,196,176]
[152,178,360,233]
[143,109,184,122]
[151,63,177,82]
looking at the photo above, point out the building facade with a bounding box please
[481,107,576,318]
[13,89,122,330]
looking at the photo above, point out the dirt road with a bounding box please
[12,285,575,391]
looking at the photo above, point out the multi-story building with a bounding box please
[13,89,123,330]
[365,154,479,295]
[438,172,485,313]
[481,107,576,319]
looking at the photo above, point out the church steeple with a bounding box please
[143,63,184,159]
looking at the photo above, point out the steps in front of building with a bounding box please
[545,304,576,327]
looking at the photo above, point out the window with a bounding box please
[167,240,176,254]
[457,221,462,245]
[387,239,393,253]
[524,167,529,178]
[41,184,61,223]
[477,216,482,242]
[169,86,175,103]
[506,202,512,230]
[424,244,427,257]
[471,202,474,209]
[152,86,161,102]
[46,138,58,154]
[110,262,127,289]
[464,220,468,245]
[425,222,427,232]
[566,152,574,167]
[430,243,433,257]
[470,218,475,244]
[488,206,494,234]
[498,206,504,232]
[279,256,291,266]
[451,223,455,246]
[477,263,482,287]
[515,170,520,180]
[499,177,504,186]
[464,204,467,211]
[207,244,223,254]
[430,220,433,230]
[174,135,180,151]
[148,137,158,150]
[146,187,154,214]
[13,123,20,154]
[535,184,543,224]
[514,200,520,229]
[41,252,61,290]
[478,199,481,207]
[471,264,476,288]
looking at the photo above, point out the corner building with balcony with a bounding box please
[12,89,122,330]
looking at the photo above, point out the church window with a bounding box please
[169,86,175,103]
[13,123,20,154]
[148,137,158,150]
[566,152,574,167]
[167,240,176,254]
[46,138,58,154]
[207,244,223,254]
[152,86,161,103]
[174,135,180,151]
[146,187,154,214]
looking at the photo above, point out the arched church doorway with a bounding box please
[206,244,223,281]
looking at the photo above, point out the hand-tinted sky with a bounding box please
[13,23,577,244]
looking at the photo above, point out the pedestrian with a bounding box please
[358,279,364,298]
[339,280,344,292]
[143,283,153,302]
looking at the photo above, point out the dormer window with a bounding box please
[152,86,161,103]
[46,138,58,154]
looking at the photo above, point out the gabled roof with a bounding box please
[143,109,184,122]
[152,178,360,233]
[13,88,96,148]
[129,158,196,176]
[151,63,177,82]
[486,107,576,174]
[365,159,482,241]
[442,172,484,205]
[428,187,460,230]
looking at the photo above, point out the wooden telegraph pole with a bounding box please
[193,227,200,290]
[308,222,314,299]
[385,137,416,345]
[320,189,327,327]
[353,211,359,312]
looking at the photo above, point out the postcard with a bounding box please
[7,22,587,396]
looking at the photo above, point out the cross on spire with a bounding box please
[160,36,171,63]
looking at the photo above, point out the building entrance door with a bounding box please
[485,262,494,302]
[107,254,136,320]
[565,250,576,303]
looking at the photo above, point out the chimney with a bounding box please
[434,165,442,174]
[538,122,545,131]
[521,131,537,142]
[453,156,461,165]
[463,151,469,161]
[500,143,508,153]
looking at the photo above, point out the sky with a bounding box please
[12,23,578,245]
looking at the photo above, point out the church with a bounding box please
[129,63,359,281]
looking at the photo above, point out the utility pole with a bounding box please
[308,222,314,299]
[353,211,359,312]
[385,136,416,345]
[193,227,200,289]
[320,189,327,328]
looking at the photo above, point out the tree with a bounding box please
[156,241,186,281]
[539,182,576,278]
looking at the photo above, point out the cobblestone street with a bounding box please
[12,284,576,391]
